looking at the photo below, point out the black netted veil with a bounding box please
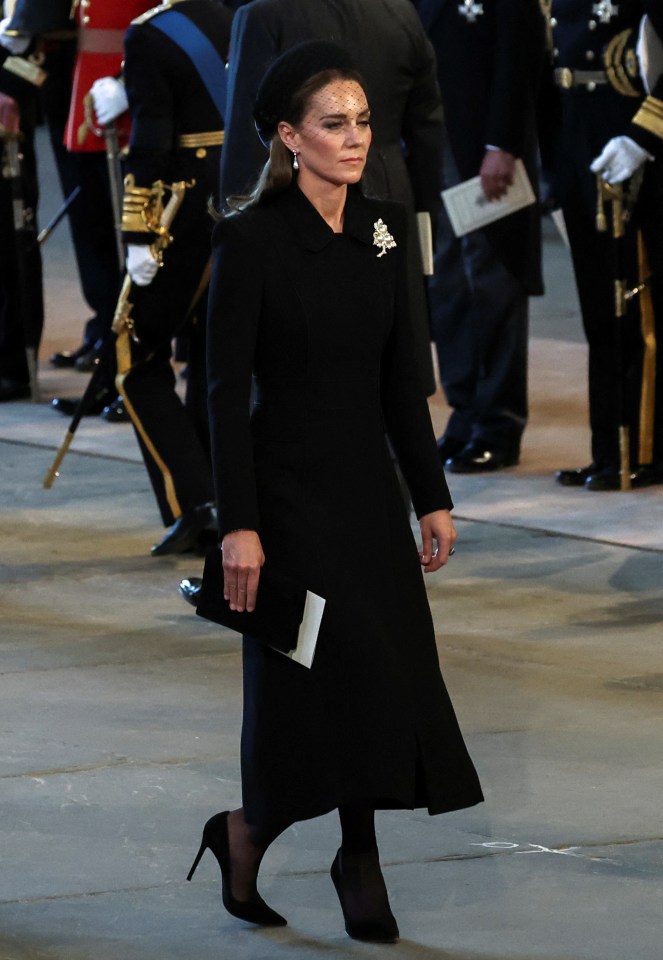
[253,39,358,145]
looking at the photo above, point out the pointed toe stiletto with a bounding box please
[330,848,399,944]
[187,811,287,927]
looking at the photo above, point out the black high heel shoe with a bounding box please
[187,811,287,927]
[330,847,399,943]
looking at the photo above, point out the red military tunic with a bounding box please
[64,0,153,152]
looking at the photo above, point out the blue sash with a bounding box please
[150,10,227,121]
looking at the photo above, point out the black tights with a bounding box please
[230,802,386,910]
[338,802,378,853]
[244,801,378,852]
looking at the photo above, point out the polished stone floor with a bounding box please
[0,131,661,960]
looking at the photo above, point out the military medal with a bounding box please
[591,1,619,24]
[458,0,484,23]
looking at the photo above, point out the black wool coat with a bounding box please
[204,184,483,829]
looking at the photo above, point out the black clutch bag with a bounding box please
[196,545,308,654]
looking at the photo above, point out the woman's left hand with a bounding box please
[418,509,457,572]
[221,529,265,612]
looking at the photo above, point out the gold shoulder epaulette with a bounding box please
[633,96,663,141]
[131,0,187,26]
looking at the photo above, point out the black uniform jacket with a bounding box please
[549,1,663,159]
[122,0,233,244]
[120,0,232,346]
[418,0,547,294]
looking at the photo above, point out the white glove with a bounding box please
[0,17,31,54]
[590,136,653,184]
[127,245,159,286]
[90,76,128,125]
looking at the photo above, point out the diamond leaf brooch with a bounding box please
[373,219,396,258]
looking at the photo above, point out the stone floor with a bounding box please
[0,131,661,960]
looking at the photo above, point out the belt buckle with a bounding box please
[559,67,574,89]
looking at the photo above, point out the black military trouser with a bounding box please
[0,121,44,384]
[40,40,121,352]
[429,145,528,452]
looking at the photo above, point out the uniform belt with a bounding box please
[178,131,224,149]
[554,68,609,90]
[78,28,125,55]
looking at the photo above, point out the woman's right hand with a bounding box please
[221,530,265,612]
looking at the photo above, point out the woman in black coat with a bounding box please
[220,0,445,396]
[190,41,483,943]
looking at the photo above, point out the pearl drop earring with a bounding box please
[292,151,299,171]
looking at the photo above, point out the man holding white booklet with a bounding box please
[416,0,547,472]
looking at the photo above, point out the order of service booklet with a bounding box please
[442,158,536,238]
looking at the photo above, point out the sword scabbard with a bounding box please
[43,431,75,489]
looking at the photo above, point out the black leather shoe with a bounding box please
[555,463,600,487]
[179,577,202,606]
[585,465,660,491]
[49,339,96,369]
[51,387,115,418]
[151,503,218,556]
[436,435,466,464]
[0,378,31,402]
[74,347,101,373]
[100,396,130,423]
[446,440,519,474]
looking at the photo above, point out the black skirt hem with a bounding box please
[245,788,484,838]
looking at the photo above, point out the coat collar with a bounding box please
[271,183,375,252]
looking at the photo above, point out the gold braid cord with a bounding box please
[604,29,642,98]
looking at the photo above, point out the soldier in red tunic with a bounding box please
[64,0,150,154]
[48,0,153,421]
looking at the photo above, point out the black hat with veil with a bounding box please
[252,39,361,146]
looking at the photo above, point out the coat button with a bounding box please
[587,81,596,92]
[196,148,207,159]
[585,50,595,61]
